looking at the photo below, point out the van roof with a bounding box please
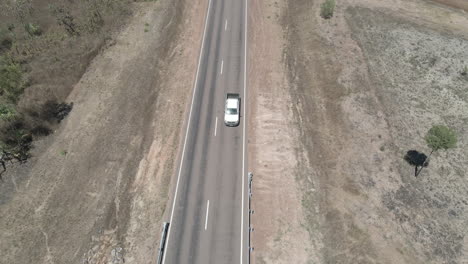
[226,98,238,109]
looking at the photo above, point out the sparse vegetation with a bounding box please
[320,0,336,19]
[0,0,133,164]
[284,1,468,262]
[83,1,104,33]
[49,5,80,36]
[2,0,34,23]
[0,1,185,263]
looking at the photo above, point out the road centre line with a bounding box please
[205,200,210,230]
[214,117,218,136]
[162,0,213,262]
[220,60,224,75]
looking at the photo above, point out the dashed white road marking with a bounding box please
[220,60,224,75]
[205,200,210,230]
[225,19,228,31]
[214,117,218,136]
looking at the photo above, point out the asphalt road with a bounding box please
[163,0,248,263]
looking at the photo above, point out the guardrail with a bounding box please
[248,172,253,263]
[157,222,170,264]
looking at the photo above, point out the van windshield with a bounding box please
[226,108,237,115]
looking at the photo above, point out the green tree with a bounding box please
[425,125,457,155]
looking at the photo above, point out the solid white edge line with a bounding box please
[220,60,224,75]
[240,0,247,263]
[162,0,213,263]
[205,200,210,230]
[214,116,218,136]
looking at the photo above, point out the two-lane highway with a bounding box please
[163,0,248,263]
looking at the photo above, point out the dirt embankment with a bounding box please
[248,0,311,263]
[429,0,468,12]
[251,0,468,263]
[0,0,205,263]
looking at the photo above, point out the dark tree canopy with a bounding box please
[404,150,429,177]
[404,150,428,167]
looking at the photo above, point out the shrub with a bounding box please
[0,38,12,53]
[0,103,16,120]
[31,125,51,136]
[0,27,13,53]
[41,100,73,122]
[0,116,31,153]
[461,65,467,76]
[24,23,42,36]
[320,0,336,19]
[0,56,24,103]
